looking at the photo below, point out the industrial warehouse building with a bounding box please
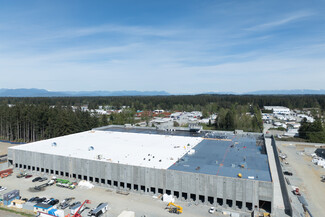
[7,125,290,215]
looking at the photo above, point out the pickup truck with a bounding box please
[17,172,27,178]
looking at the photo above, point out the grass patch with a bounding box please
[269,127,286,131]
[201,124,216,130]
[276,137,307,142]
[0,206,34,217]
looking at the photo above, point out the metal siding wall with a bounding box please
[172,170,182,192]
[216,176,224,198]
[258,181,273,201]
[106,162,112,180]
[235,179,244,201]
[198,174,206,195]
[180,172,190,193]
[225,177,233,199]
[245,180,254,203]
[156,169,166,189]
[131,166,138,185]
[165,170,173,190]
[8,149,274,211]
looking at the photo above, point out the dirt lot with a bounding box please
[277,142,325,217]
[0,141,20,155]
[0,170,236,217]
[0,210,25,217]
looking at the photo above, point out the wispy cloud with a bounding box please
[45,24,181,41]
[246,11,314,31]
[0,0,324,93]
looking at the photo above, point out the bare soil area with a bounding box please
[0,141,19,155]
[278,143,325,217]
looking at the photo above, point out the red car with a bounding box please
[25,174,32,178]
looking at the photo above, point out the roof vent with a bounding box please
[51,142,57,147]
[88,146,94,151]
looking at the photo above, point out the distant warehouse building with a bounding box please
[7,126,289,215]
[264,106,291,115]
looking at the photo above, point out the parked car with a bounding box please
[60,198,74,209]
[209,207,215,214]
[60,202,70,209]
[69,201,81,209]
[284,171,293,176]
[17,172,27,178]
[87,208,94,216]
[39,177,48,182]
[35,197,46,203]
[88,203,108,217]
[32,177,42,182]
[0,186,7,192]
[47,179,55,185]
[25,174,33,178]
[28,197,39,202]
[42,199,52,204]
[49,199,59,206]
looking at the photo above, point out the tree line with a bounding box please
[0,104,104,143]
[214,105,263,132]
[1,94,325,142]
[1,94,325,111]
[298,118,325,143]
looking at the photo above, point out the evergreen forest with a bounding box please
[0,94,324,143]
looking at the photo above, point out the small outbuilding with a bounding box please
[11,199,26,209]
[1,190,20,206]
[34,202,53,213]
[23,201,37,211]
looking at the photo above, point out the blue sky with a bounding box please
[0,0,325,94]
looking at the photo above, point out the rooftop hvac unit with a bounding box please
[88,146,94,151]
[51,142,57,147]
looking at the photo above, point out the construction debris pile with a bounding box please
[78,180,94,189]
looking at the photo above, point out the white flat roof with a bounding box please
[10,130,203,169]
[264,106,290,110]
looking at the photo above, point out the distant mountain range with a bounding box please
[0,88,325,97]
[244,89,325,95]
[0,89,169,97]
[203,89,325,95]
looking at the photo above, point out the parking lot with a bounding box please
[277,141,325,217]
[1,170,225,217]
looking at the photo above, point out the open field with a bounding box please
[277,142,325,217]
[0,170,233,217]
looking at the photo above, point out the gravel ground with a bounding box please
[1,170,233,217]
[0,210,25,217]
[278,142,325,217]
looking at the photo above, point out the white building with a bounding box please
[298,114,315,123]
[264,106,291,115]
[284,129,299,137]
[149,118,174,129]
